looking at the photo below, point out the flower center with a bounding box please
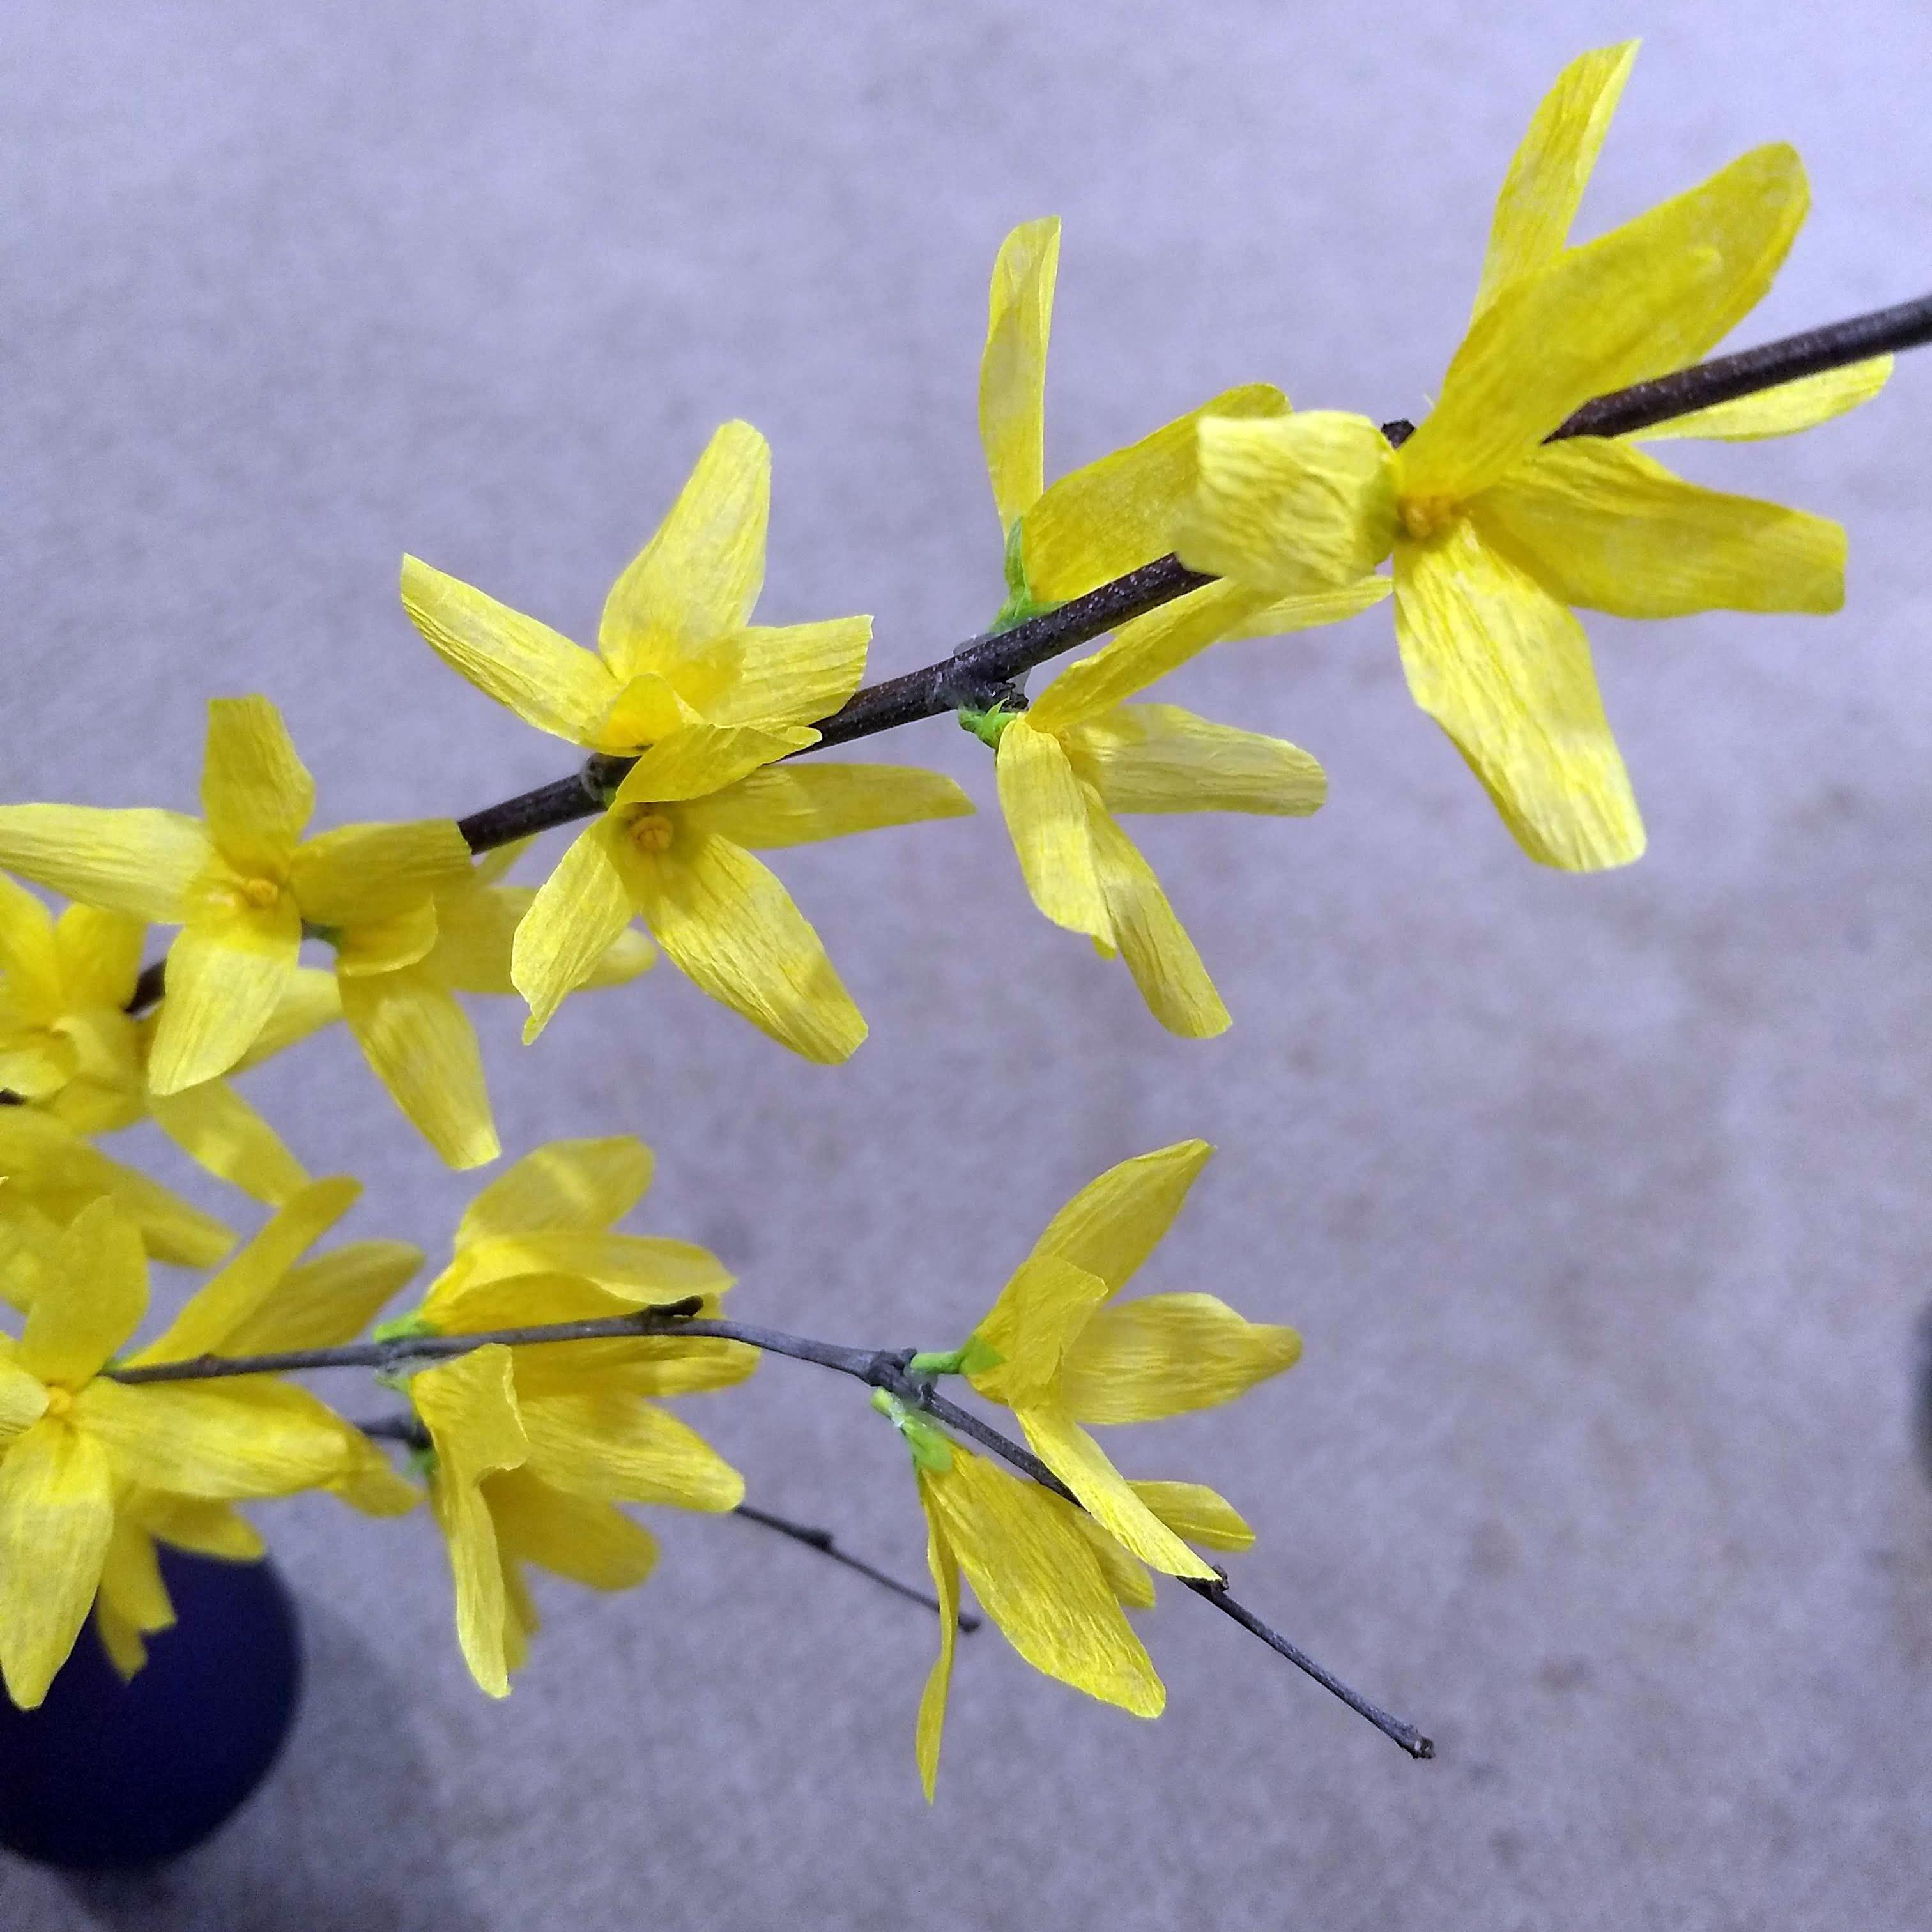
[1399,494,1457,542]
[238,875,281,909]
[43,1386,72,1418]
[629,812,675,854]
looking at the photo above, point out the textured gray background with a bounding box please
[1,2,1928,1927]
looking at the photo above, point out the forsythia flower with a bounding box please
[880,1405,1162,1802]
[981,647,1326,1038]
[1179,41,1890,873]
[0,868,335,1204]
[952,1140,1299,1581]
[402,1138,755,1696]
[401,422,973,1061]
[0,1197,395,1706]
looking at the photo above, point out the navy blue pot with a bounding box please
[0,1547,302,1869]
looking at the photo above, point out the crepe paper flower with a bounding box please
[0,1108,233,1270]
[937,1139,1298,1582]
[977,217,1291,633]
[0,697,477,1110]
[92,1485,268,1679]
[0,1199,379,1707]
[399,425,975,1059]
[1179,43,1889,875]
[0,870,333,1206]
[977,614,1328,1036]
[875,1400,1161,1802]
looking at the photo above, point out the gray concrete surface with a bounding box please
[1,3,1928,1926]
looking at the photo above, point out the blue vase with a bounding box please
[0,1547,302,1869]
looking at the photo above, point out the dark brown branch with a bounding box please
[444,291,1929,861]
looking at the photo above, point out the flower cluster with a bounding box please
[0,38,1905,1799]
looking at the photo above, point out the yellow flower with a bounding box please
[1179,42,1890,873]
[881,1408,1162,1802]
[400,422,974,1060]
[402,1136,752,1695]
[0,697,487,1142]
[954,1140,1299,1582]
[985,656,1326,1038]
[0,868,334,1205]
[0,1197,388,1706]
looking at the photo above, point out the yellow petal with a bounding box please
[1084,804,1229,1039]
[616,832,866,1064]
[400,555,617,745]
[703,618,872,730]
[457,1135,656,1246]
[1068,703,1326,817]
[423,1265,638,1334]
[979,218,1060,534]
[148,1078,311,1206]
[201,697,314,875]
[330,901,441,979]
[969,1255,1111,1407]
[0,1360,49,1439]
[128,1489,266,1561]
[1024,384,1291,604]
[232,966,342,1071]
[597,421,771,683]
[96,1515,175,1644]
[1393,518,1645,871]
[678,762,974,849]
[610,721,816,806]
[1018,1402,1215,1579]
[334,1434,423,1519]
[512,1331,756,1399]
[1019,1138,1212,1296]
[0,1034,73,1103]
[0,1110,233,1268]
[339,963,498,1170]
[993,719,1110,941]
[485,1467,658,1589]
[510,822,636,1043]
[0,872,60,1017]
[919,1447,1163,1715]
[1634,355,1892,442]
[1473,42,1639,316]
[132,1175,360,1366]
[1129,1479,1254,1553]
[79,1377,362,1498]
[0,1419,114,1708]
[1401,143,1809,503]
[448,1235,726,1311]
[521,1391,744,1511]
[0,806,208,923]
[1220,573,1395,641]
[1067,1501,1156,1611]
[1180,411,1399,595]
[1059,1292,1301,1423]
[914,1506,960,1802]
[291,820,475,928]
[20,1199,146,1387]
[414,1346,529,1698]
[54,905,148,1011]
[1027,581,1274,733]
[224,1239,423,1354]
[593,670,709,755]
[1473,438,1845,617]
[95,1596,150,1680]
[147,904,300,1094]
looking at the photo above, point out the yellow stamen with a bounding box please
[1399,495,1458,542]
[629,813,675,854]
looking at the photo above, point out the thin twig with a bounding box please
[733,1501,981,1630]
[109,1309,1429,1756]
